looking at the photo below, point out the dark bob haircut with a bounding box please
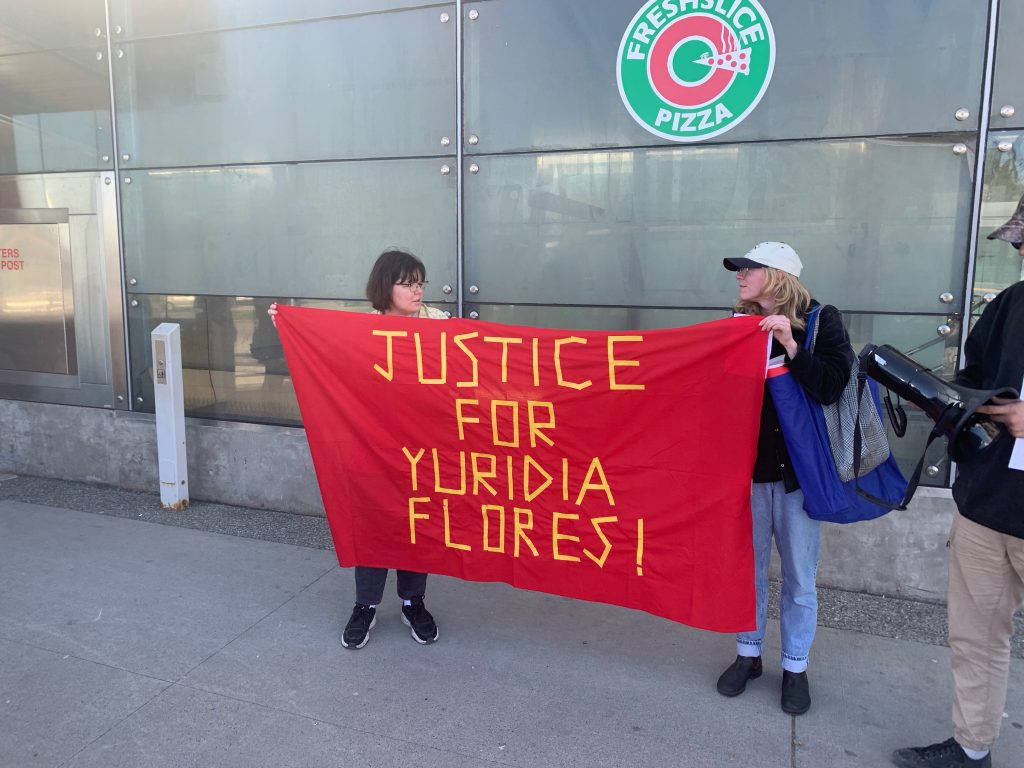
[365,249,426,312]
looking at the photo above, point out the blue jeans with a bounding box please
[736,481,821,673]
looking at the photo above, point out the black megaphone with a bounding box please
[859,343,1018,464]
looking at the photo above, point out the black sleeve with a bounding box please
[787,304,855,405]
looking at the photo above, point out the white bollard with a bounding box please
[151,323,189,510]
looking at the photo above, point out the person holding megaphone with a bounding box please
[892,195,1024,768]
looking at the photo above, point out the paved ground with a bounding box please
[1,475,1022,768]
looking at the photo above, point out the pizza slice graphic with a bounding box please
[694,47,753,76]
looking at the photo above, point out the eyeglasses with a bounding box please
[736,267,760,278]
[395,280,428,291]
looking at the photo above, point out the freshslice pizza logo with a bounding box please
[617,0,775,142]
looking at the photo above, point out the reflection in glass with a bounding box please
[112,6,455,167]
[977,132,1024,296]
[0,47,112,174]
[120,160,458,299]
[128,295,376,425]
[0,0,106,56]
[109,0,443,39]
[465,138,973,313]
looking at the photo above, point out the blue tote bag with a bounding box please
[767,309,908,523]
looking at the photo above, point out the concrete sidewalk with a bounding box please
[1,478,1022,768]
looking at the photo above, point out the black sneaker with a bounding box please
[716,655,762,697]
[780,670,811,715]
[401,596,438,644]
[341,604,376,649]
[891,738,991,768]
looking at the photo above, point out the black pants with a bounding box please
[354,566,427,606]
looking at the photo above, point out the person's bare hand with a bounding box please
[268,302,278,328]
[976,397,1024,438]
[759,314,798,358]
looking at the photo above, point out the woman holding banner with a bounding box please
[269,249,445,649]
[715,242,854,715]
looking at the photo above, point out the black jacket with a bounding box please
[754,301,855,490]
[953,280,1024,538]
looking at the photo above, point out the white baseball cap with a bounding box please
[723,241,803,278]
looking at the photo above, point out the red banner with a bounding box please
[276,307,768,632]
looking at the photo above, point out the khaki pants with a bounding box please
[948,513,1024,751]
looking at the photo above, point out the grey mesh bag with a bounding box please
[809,308,891,481]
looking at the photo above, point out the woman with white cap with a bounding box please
[715,242,854,715]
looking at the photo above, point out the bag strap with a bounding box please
[851,343,872,482]
[888,398,965,510]
[883,422,943,510]
[804,305,821,353]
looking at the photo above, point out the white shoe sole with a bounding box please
[401,614,438,644]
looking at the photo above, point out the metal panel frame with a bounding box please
[0,173,128,408]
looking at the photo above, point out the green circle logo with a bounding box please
[617,0,776,142]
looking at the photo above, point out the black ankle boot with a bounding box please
[716,655,762,697]
[781,670,810,714]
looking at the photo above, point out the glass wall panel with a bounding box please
[120,159,458,300]
[127,294,451,424]
[977,131,1024,297]
[109,0,445,40]
[469,303,723,330]
[0,47,113,174]
[127,295,375,425]
[0,0,106,56]
[113,6,455,167]
[991,0,1024,130]
[465,0,987,153]
[464,138,973,312]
